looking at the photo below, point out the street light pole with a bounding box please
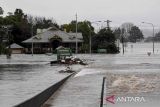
[31,24,34,56]
[120,28,125,55]
[8,29,11,58]
[142,22,155,54]
[75,14,78,54]
[3,25,12,58]
[152,24,155,54]
[89,27,91,54]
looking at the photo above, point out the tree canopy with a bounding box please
[0,8,122,54]
[121,22,134,33]
[0,8,58,54]
[114,28,121,39]
[129,26,144,42]
[92,28,119,53]
[61,20,95,52]
[145,31,160,42]
[114,25,144,43]
[0,7,3,15]
[0,8,58,44]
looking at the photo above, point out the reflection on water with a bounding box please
[0,54,57,65]
[0,64,40,81]
[0,55,69,107]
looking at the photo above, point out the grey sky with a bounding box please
[0,0,160,29]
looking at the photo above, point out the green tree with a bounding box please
[0,7,5,54]
[129,26,144,42]
[155,32,160,42]
[114,28,121,39]
[0,7,3,15]
[33,16,58,29]
[92,28,119,53]
[6,9,31,44]
[121,22,134,33]
[61,20,95,52]
[1,8,58,45]
[0,8,59,54]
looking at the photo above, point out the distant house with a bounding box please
[22,27,83,54]
[8,43,24,54]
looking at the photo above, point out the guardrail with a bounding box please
[14,73,74,107]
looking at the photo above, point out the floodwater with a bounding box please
[105,43,160,96]
[45,42,160,107]
[95,42,160,107]
[0,55,73,107]
[0,42,160,107]
[76,42,160,107]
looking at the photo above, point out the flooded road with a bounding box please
[0,55,71,107]
[45,43,160,107]
[0,42,160,107]
[76,43,160,107]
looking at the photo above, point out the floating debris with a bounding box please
[147,52,151,56]
[50,56,87,65]
[59,66,75,73]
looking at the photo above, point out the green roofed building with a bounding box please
[23,27,83,54]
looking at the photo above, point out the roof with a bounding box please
[23,27,83,43]
[8,43,24,49]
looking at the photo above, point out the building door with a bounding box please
[52,40,61,50]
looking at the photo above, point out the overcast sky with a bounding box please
[0,0,160,29]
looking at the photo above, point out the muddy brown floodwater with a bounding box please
[106,73,160,95]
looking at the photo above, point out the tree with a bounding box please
[0,7,5,54]
[92,28,119,53]
[61,20,95,52]
[129,26,144,42]
[33,16,58,29]
[0,7,3,15]
[0,9,58,45]
[121,22,134,33]
[0,8,59,54]
[121,22,134,41]
[114,28,121,39]
[147,31,160,42]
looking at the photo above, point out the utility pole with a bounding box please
[121,28,125,55]
[122,36,125,55]
[75,14,78,54]
[3,25,12,59]
[31,24,34,56]
[8,29,11,58]
[153,25,155,54]
[6,28,10,58]
[89,25,91,54]
[104,20,112,29]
